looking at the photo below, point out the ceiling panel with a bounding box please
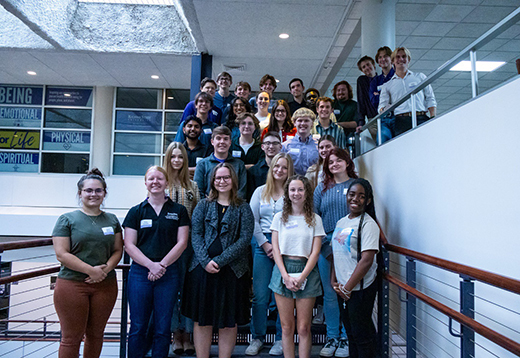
[424,4,475,22]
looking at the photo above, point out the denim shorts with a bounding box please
[269,257,322,299]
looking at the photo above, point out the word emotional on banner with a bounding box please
[0,86,43,105]
[0,130,40,150]
[0,151,39,172]
[43,131,91,151]
[0,106,42,127]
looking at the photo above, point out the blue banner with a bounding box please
[0,151,39,172]
[45,88,93,107]
[0,106,42,127]
[43,131,91,151]
[0,86,43,105]
[115,111,162,131]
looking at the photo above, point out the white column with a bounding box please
[91,86,114,175]
[361,0,396,59]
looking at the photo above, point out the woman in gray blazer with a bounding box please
[182,162,254,358]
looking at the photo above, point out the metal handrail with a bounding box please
[361,7,520,143]
[385,273,520,357]
[385,243,520,295]
[0,237,53,252]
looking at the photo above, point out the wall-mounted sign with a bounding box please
[45,88,93,107]
[115,111,162,131]
[43,131,90,151]
[0,106,42,127]
[0,151,39,172]
[0,130,40,150]
[0,86,43,105]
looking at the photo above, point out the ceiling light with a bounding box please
[167,96,174,100]
[450,60,506,72]
[275,79,280,83]
[151,75,159,79]
[279,33,289,39]
[27,71,37,75]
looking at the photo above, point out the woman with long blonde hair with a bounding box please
[163,142,200,355]
[246,153,294,355]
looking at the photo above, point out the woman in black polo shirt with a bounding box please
[123,166,190,358]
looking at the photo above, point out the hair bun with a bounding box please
[87,167,104,179]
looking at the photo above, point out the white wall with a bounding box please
[355,76,520,357]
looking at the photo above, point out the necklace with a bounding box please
[83,210,103,226]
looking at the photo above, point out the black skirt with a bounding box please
[181,263,250,329]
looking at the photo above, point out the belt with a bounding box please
[395,111,427,117]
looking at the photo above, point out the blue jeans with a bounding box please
[128,262,180,358]
[318,233,345,340]
[251,233,282,341]
[380,114,395,144]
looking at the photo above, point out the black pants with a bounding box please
[394,114,429,137]
[338,280,378,358]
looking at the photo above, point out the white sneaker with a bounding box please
[335,338,349,358]
[269,340,283,356]
[320,338,338,357]
[312,304,324,325]
[245,339,264,356]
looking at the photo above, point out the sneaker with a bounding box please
[171,338,184,355]
[183,340,195,356]
[312,304,324,325]
[269,340,283,356]
[320,338,338,357]
[335,338,349,358]
[245,339,264,356]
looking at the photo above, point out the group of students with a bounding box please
[50,65,392,358]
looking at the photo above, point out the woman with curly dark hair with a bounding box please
[260,99,297,142]
[269,175,325,358]
[224,97,254,141]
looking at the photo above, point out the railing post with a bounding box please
[120,253,130,358]
[377,117,382,145]
[378,249,390,358]
[406,257,417,358]
[410,96,417,129]
[460,275,475,358]
[470,51,479,98]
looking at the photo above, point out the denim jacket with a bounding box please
[189,199,254,278]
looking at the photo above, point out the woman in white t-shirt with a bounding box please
[256,91,272,130]
[269,175,325,358]
[331,178,380,358]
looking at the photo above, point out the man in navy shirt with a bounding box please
[356,56,378,129]
[180,78,223,125]
[214,71,235,119]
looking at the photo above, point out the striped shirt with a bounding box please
[313,120,347,149]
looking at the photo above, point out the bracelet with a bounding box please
[339,285,352,297]
[159,263,167,268]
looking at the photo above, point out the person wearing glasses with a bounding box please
[246,132,283,201]
[214,71,235,115]
[260,100,297,142]
[52,168,123,358]
[182,163,254,358]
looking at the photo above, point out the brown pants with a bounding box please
[53,277,118,358]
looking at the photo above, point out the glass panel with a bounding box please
[0,106,42,127]
[41,153,89,173]
[0,130,40,150]
[0,151,39,172]
[113,155,161,175]
[164,112,182,132]
[116,88,163,109]
[44,108,92,129]
[115,110,162,131]
[43,130,91,151]
[114,133,161,154]
[0,85,43,105]
[163,134,176,152]
[165,89,190,110]
[45,87,93,107]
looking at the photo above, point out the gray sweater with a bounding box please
[314,179,355,234]
[189,198,254,278]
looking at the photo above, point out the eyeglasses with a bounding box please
[263,141,281,147]
[275,109,286,114]
[219,77,231,82]
[214,175,232,182]
[83,188,105,194]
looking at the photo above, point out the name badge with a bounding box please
[312,134,321,141]
[260,203,270,208]
[203,128,212,135]
[101,227,114,235]
[165,212,178,220]
[212,110,218,116]
[377,85,383,91]
[232,150,242,158]
[196,157,203,163]
[286,220,298,229]
[343,188,348,195]
[289,148,300,154]
[409,82,418,89]
[140,219,152,228]
[334,109,340,115]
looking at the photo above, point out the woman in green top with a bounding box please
[52,168,123,358]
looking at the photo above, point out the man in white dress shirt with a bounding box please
[378,47,437,138]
